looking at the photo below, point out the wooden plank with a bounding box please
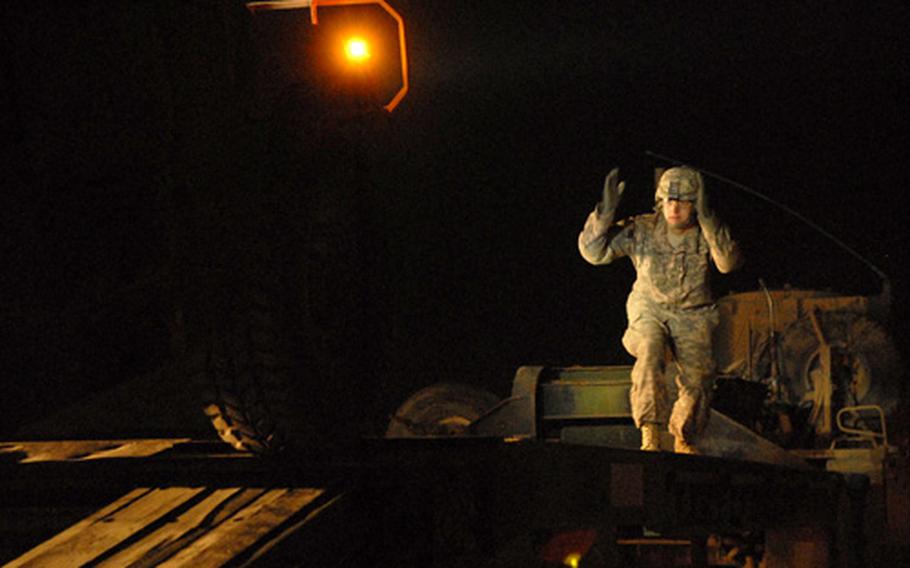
[243,492,354,566]
[158,488,325,568]
[7,487,204,567]
[79,440,190,461]
[1,439,191,463]
[93,488,266,567]
[6,488,152,567]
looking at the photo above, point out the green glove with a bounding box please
[694,171,719,235]
[598,167,626,219]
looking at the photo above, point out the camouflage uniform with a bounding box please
[578,172,740,443]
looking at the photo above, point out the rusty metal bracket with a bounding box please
[807,308,833,435]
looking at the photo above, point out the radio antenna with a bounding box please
[645,149,889,286]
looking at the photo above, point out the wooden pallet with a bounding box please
[7,486,343,567]
[2,440,356,566]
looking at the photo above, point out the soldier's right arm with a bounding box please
[578,168,635,264]
[578,213,635,265]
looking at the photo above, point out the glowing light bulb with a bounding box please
[344,37,371,63]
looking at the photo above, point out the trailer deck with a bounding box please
[1,437,859,567]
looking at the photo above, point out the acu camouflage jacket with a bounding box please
[578,210,741,309]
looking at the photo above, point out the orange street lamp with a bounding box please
[247,0,409,112]
[344,37,371,63]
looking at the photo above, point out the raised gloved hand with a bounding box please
[692,170,741,272]
[597,167,626,219]
[694,170,719,235]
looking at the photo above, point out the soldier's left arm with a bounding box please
[695,173,742,273]
[700,216,742,273]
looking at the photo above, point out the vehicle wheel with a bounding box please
[385,383,501,437]
[201,292,303,455]
[778,313,901,416]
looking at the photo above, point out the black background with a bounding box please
[2,1,908,438]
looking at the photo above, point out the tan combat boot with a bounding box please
[640,423,660,451]
[673,436,698,455]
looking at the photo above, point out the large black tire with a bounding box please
[385,383,501,438]
[778,313,902,416]
[194,90,383,455]
[201,290,304,455]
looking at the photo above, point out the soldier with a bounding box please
[578,167,742,453]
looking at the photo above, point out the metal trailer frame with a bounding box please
[4,363,897,566]
[0,436,859,567]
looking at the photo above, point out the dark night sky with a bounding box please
[2,1,909,437]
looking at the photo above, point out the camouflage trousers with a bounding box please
[621,292,719,443]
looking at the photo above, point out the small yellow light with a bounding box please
[564,553,581,568]
[344,37,371,63]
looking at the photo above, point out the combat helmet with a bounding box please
[655,167,700,202]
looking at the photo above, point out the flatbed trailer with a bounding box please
[1,436,864,567]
